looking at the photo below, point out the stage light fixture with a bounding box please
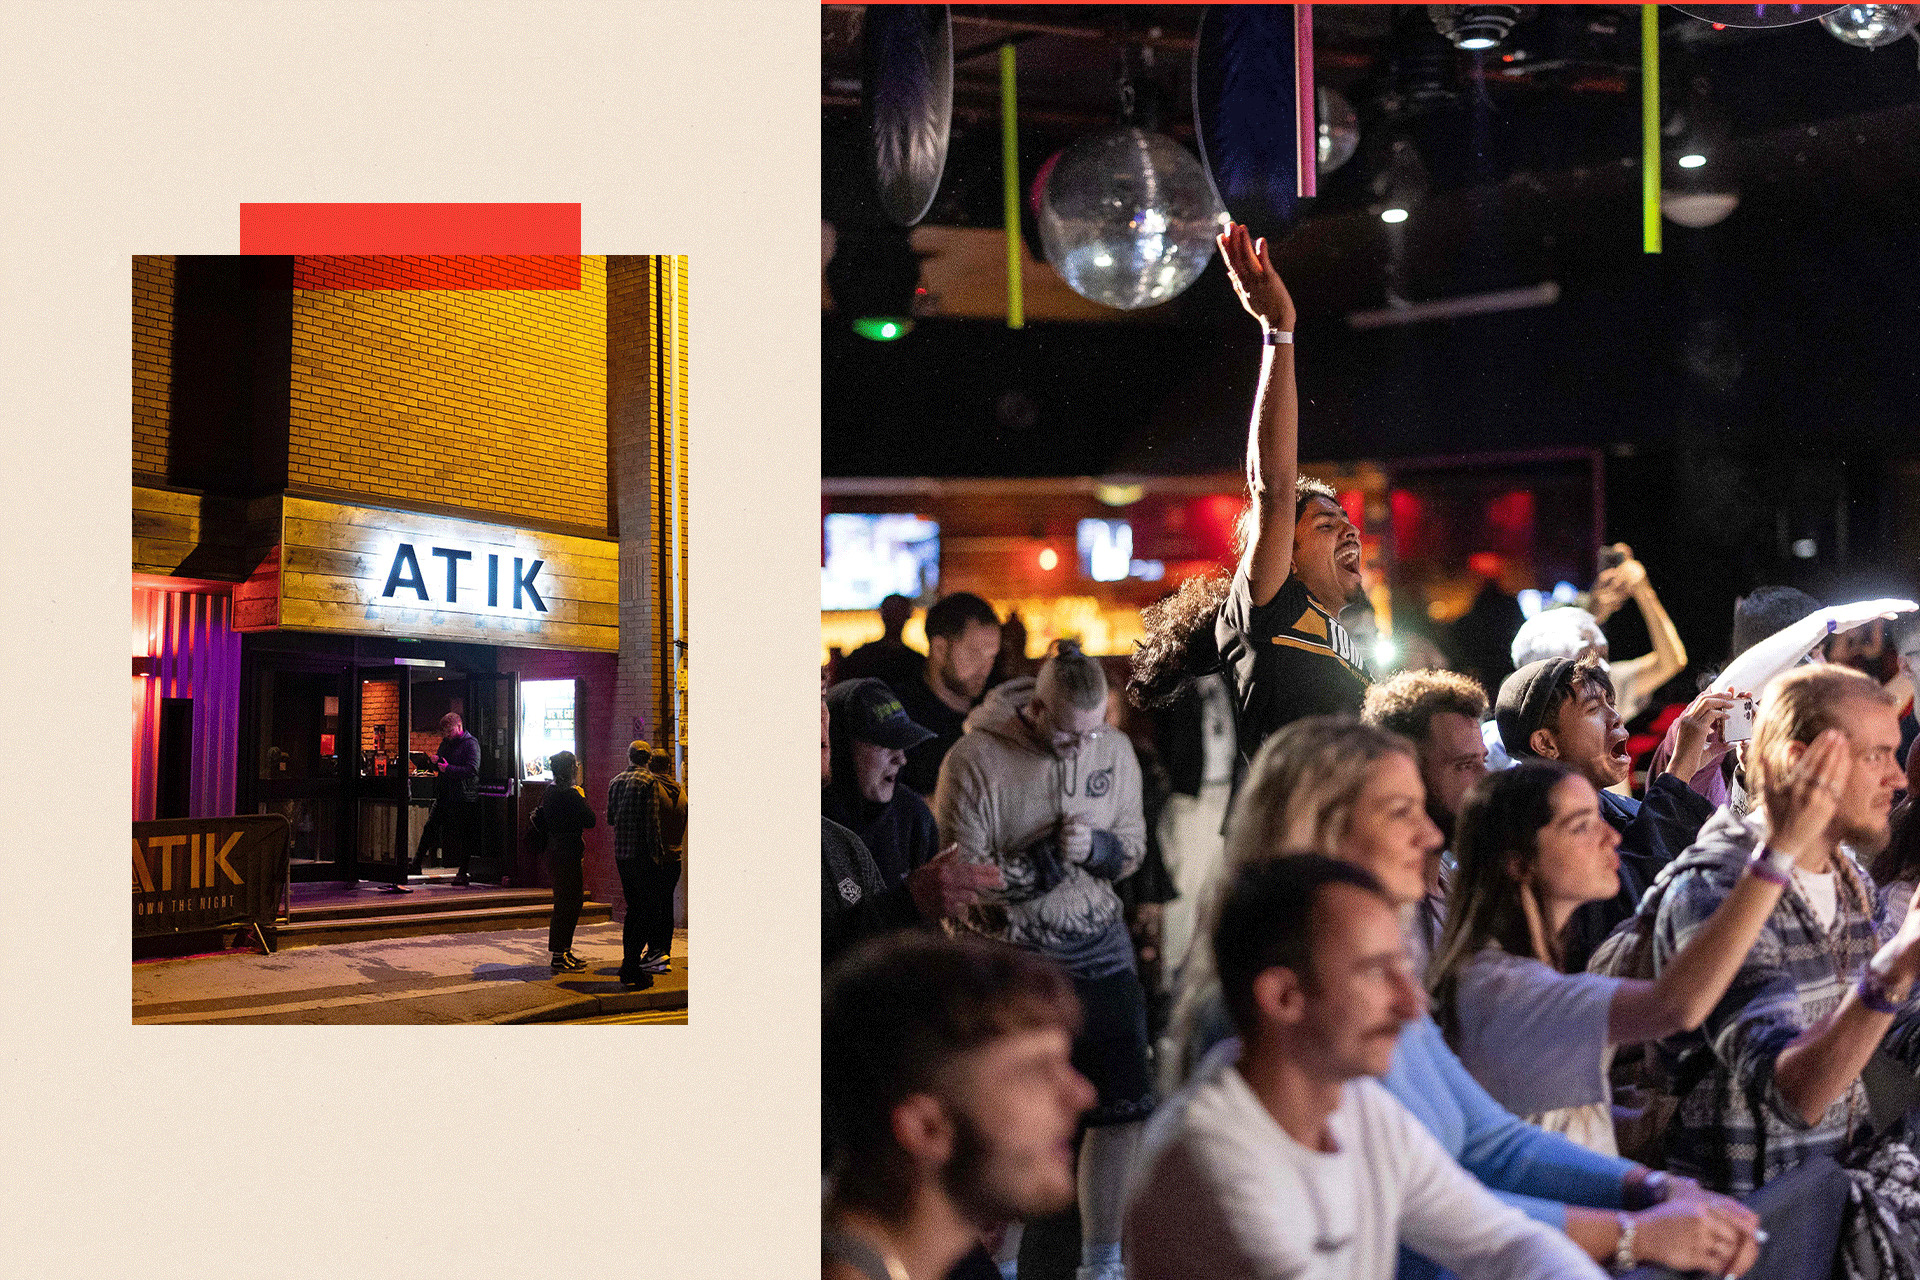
[1428,5,1531,51]
[1661,77,1739,227]
[825,225,923,342]
[1370,137,1429,226]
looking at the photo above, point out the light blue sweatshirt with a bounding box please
[1384,1015,1630,1280]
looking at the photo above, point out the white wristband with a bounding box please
[1264,329,1292,345]
[1613,1214,1637,1273]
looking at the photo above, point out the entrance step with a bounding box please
[275,881,612,950]
[273,899,611,950]
[288,885,558,923]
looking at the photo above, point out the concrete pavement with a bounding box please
[132,922,687,1025]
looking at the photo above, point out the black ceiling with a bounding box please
[822,5,1920,486]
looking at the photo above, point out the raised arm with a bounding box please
[1602,730,1855,1045]
[1594,549,1686,721]
[1218,223,1299,606]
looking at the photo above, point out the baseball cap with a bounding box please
[826,678,935,751]
[1495,657,1579,759]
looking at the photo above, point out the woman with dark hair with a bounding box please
[534,749,598,973]
[1430,761,1799,1155]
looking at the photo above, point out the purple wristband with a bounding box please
[1746,847,1792,887]
[1858,969,1904,1015]
[1264,328,1293,345]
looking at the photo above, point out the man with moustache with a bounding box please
[1125,855,1605,1280]
[822,693,1002,967]
[1497,654,1723,972]
[824,932,1097,1280]
[1361,670,1490,971]
[826,678,943,893]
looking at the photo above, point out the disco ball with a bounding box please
[1820,4,1920,46]
[1316,86,1360,175]
[1037,127,1228,311]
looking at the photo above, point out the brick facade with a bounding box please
[286,256,609,530]
[132,255,176,477]
[132,254,687,919]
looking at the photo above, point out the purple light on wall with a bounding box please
[133,580,242,821]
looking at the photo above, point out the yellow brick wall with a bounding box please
[132,256,176,477]
[286,256,609,530]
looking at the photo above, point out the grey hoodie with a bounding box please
[933,677,1146,978]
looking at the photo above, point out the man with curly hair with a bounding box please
[1362,669,1490,971]
[1127,225,1369,781]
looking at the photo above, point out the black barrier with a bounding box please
[133,814,291,952]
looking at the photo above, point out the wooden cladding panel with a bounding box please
[274,497,618,652]
[132,486,280,581]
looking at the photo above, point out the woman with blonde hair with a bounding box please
[1165,715,1761,1278]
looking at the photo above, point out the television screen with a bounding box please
[1078,519,1133,583]
[822,514,940,611]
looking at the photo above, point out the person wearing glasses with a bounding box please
[1127,854,1605,1280]
[934,640,1147,1280]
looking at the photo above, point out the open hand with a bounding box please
[1764,727,1851,862]
[1218,222,1296,334]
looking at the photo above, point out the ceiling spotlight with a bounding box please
[1662,76,1737,227]
[1370,137,1430,225]
[1819,4,1920,47]
[1429,5,1532,52]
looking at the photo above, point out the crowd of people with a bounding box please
[821,224,1920,1280]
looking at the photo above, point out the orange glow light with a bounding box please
[1038,547,1059,571]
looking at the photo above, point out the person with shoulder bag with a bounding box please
[534,750,596,974]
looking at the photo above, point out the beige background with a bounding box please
[0,3,818,1276]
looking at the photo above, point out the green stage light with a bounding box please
[852,316,913,342]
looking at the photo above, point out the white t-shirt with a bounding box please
[1451,947,1624,1156]
[1125,1054,1605,1280]
[1793,867,1838,931]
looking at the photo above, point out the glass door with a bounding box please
[348,666,409,887]
[463,672,520,885]
[253,661,348,884]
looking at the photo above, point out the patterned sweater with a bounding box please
[1650,806,1918,1193]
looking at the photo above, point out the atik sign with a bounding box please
[133,815,291,940]
[380,542,549,614]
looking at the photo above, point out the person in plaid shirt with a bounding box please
[608,740,675,986]
[1651,664,1919,1194]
